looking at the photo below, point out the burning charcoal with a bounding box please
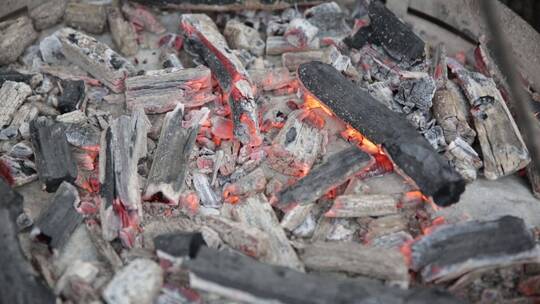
[284,18,319,48]
[298,62,465,206]
[125,67,212,113]
[448,58,530,180]
[184,246,461,304]
[64,123,100,150]
[159,47,183,69]
[219,140,240,176]
[181,14,261,146]
[222,194,303,270]
[365,214,408,242]
[30,117,78,192]
[0,81,32,127]
[248,67,292,91]
[410,216,537,283]
[267,110,323,176]
[301,241,409,286]
[395,76,436,112]
[145,105,201,204]
[433,81,476,144]
[154,232,207,259]
[0,179,56,303]
[304,2,351,39]
[223,168,266,202]
[65,2,107,34]
[103,259,163,304]
[0,16,38,65]
[100,108,150,246]
[276,146,372,210]
[444,138,482,181]
[29,0,67,30]
[0,155,37,187]
[204,215,269,258]
[107,7,138,56]
[122,2,166,34]
[211,116,234,140]
[0,69,32,86]
[192,172,221,208]
[57,79,85,114]
[345,1,425,65]
[57,28,135,93]
[325,194,399,218]
[32,182,82,249]
[224,20,265,56]
[265,36,320,56]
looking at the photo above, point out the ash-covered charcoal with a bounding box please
[304,2,351,39]
[222,167,266,202]
[301,241,409,286]
[6,103,38,139]
[159,47,183,69]
[0,81,32,127]
[64,122,101,150]
[64,2,107,34]
[325,194,399,218]
[30,117,78,192]
[0,155,37,187]
[184,246,462,304]
[280,203,315,232]
[276,146,372,210]
[422,125,447,152]
[154,232,207,259]
[130,0,320,11]
[298,62,465,207]
[107,6,139,57]
[0,69,33,86]
[281,47,333,72]
[40,34,65,65]
[57,79,85,114]
[0,16,38,65]
[368,82,403,112]
[345,1,425,66]
[0,178,56,304]
[57,28,135,93]
[8,141,34,159]
[181,14,262,146]
[145,105,203,204]
[444,137,482,182]
[394,76,436,112]
[28,0,68,30]
[192,172,221,208]
[224,20,265,56]
[411,216,537,283]
[284,18,319,48]
[32,182,83,249]
[121,2,166,34]
[364,214,408,242]
[265,36,320,56]
[125,67,213,113]
[448,58,530,180]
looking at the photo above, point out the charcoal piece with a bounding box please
[57,79,85,114]
[345,1,425,65]
[33,182,82,249]
[0,155,37,187]
[130,0,319,11]
[0,69,32,86]
[29,0,68,30]
[0,178,56,304]
[265,36,320,56]
[276,146,372,210]
[325,194,399,218]
[394,76,436,111]
[64,2,107,34]
[181,14,261,146]
[107,6,138,56]
[248,68,292,91]
[64,123,100,149]
[145,105,200,203]
[0,81,32,127]
[184,246,461,304]
[284,18,319,48]
[411,216,536,282]
[159,47,183,69]
[298,62,465,206]
[121,3,166,34]
[30,117,78,192]
[86,223,123,271]
[304,2,351,39]
[192,172,221,208]
[0,16,38,65]
[154,232,206,258]
[224,20,265,56]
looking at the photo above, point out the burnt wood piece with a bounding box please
[125,67,212,114]
[345,1,425,65]
[85,223,123,271]
[57,28,135,93]
[0,69,32,86]
[265,36,320,56]
[0,80,32,127]
[301,241,409,286]
[154,232,206,258]
[0,16,38,65]
[448,58,530,179]
[30,117,78,192]
[57,79,85,114]
[107,6,138,56]
[33,182,82,249]
[159,47,183,69]
[305,2,351,39]
[0,155,37,187]
[325,194,399,218]
[298,62,465,206]
[28,0,68,30]
[145,105,200,203]
[276,146,372,210]
[181,14,262,146]
[64,2,107,34]
[0,178,56,304]
[411,215,536,283]
[284,18,319,48]
[130,0,320,11]
[184,247,462,304]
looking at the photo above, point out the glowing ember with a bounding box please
[303,93,333,116]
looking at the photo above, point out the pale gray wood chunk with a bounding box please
[0,81,32,127]
[325,194,399,218]
[0,16,38,65]
[65,2,107,34]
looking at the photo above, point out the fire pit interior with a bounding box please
[1,0,540,303]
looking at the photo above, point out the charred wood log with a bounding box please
[345,1,425,65]
[181,14,262,146]
[0,179,56,304]
[130,0,321,12]
[411,215,537,283]
[298,62,465,206]
[184,246,462,304]
[32,182,82,249]
[275,146,372,210]
[30,117,78,192]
